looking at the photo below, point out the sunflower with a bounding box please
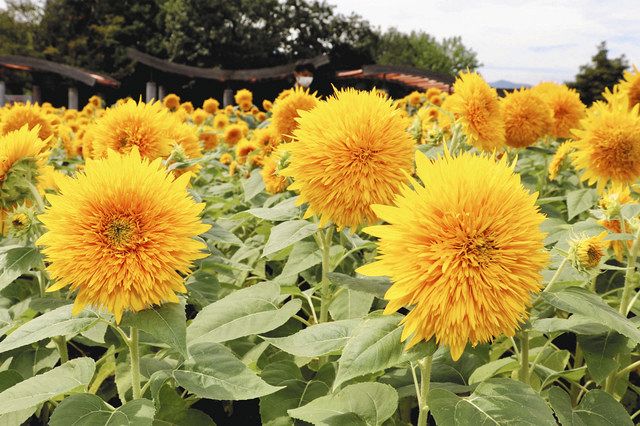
[617,66,640,109]
[598,188,634,261]
[168,123,203,176]
[1,103,55,143]
[531,82,585,139]
[261,156,287,194]
[426,87,441,98]
[88,95,102,108]
[569,232,607,272]
[223,124,244,146]
[191,109,208,125]
[501,89,552,148]
[220,153,233,165]
[252,127,279,155]
[407,91,422,106]
[163,94,181,110]
[570,100,640,192]
[357,150,548,360]
[91,99,178,160]
[444,71,505,151]
[36,148,209,322]
[199,127,218,150]
[213,113,229,130]
[262,99,273,111]
[548,141,575,181]
[234,89,253,107]
[271,86,319,141]
[202,98,219,114]
[235,139,258,164]
[281,88,415,231]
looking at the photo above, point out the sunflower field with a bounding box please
[1,69,640,425]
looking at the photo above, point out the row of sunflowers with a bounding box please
[0,68,639,425]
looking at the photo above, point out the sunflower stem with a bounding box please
[518,330,530,384]
[129,326,142,400]
[26,181,46,213]
[53,336,68,364]
[417,355,433,426]
[318,226,334,324]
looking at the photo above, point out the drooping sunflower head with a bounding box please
[91,99,179,160]
[271,86,319,142]
[1,103,55,143]
[36,148,210,322]
[445,71,505,151]
[570,100,640,192]
[281,88,415,231]
[500,89,553,148]
[531,82,586,139]
[568,232,607,272]
[358,150,548,360]
[202,98,219,114]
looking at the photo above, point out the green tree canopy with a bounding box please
[570,41,627,105]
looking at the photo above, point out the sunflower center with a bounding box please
[104,218,135,247]
[351,147,379,164]
[457,233,497,266]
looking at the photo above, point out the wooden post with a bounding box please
[158,85,166,101]
[68,87,79,110]
[146,81,157,103]
[223,88,233,107]
[31,85,41,104]
[0,81,5,107]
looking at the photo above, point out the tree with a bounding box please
[375,28,479,77]
[0,0,42,56]
[570,41,627,105]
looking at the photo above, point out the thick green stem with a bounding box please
[129,326,142,400]
[417,355,433,426]
[544,257,568,293]
[570,345,584,405]
[318,227,334,324]
[53,336,68,364]
[518,331,530,384]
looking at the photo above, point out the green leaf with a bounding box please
[121,301,187,358]
[0,370,34,426]
[429,378,556,426]
[0,246,42,291]
[243,169,266,201]
[578,331,629,384]
[329,289,374,320]
[247,197,300,221]
[153,383,215,426]
[0,357,95,415]
[279,242,321,277]
[263,319,362,357]
[566,188,598,220]
[187,281,301,346]
[0,304,99,354]
[532,315,610,335]
[548,386,633,426]
[49,394,155,426]
[541,287,640,343]
[204,223,243,245]
[262,220,318,257]
[288,382,398,426]
[174,342,281,400]
[468,358,519,384]
[328,273,391,299]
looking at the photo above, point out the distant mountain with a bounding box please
[490,80,532,89]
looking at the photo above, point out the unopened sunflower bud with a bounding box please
[6,206,36,239]
[568,232,607,272]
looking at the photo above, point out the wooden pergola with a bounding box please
[336,65,455,93]
[0,55,119,108]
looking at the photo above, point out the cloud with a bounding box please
[327,0,640,84]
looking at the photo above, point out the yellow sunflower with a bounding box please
[407,91,422,106]
[548,141,575,181]
[444,71,505,151]
[617,66,640,109]
[262,99,273,111]
[261,156,287,194]
[168,123,203,176]
[234,89,253,107]
[569,232,607,272]
[281,88,415,231]
[220,153,233,165]
[501,89,552,148]
[223,124,244,146]
[1,103,55,143]
[271,86,319,141]
[199,127,218,150]
[36,148,210,322]
[213,113,229,130]
[91,99,178,160]
[235,139,258,165]
[163,94,181,110]
[191,108,209,125]
[357,150,548,360]
[531,82,585,139]
[202,98,219,114]
[570,100,640,192]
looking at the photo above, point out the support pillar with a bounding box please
[146,81,157,103]
[0,81,5,107]
[31,85,41,104]
[223,88,233,107]
[158,85,166,101]
[68,87,78,110]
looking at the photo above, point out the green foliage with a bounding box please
[570,41,627,105]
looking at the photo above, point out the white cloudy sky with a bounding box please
[327,0,640,84]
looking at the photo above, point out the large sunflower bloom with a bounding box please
[271,86,319,141]
[501,89,552,148]
[36,148,210,322]
[531,82,585,139]
[91,99,179,160]
[570,100,640,192]
[281,88,415,231]
[444,71,505,151]
[357,150,548,360]
[617,66,640,109]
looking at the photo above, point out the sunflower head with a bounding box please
[445,71,505,151]
[569,232,607,272]
[5,204,37,239]
[617,66,640,109]
[223,124,244,146]
[271,86,319,141]
[261,155,287,194]
[220,153,233,165]
[501,89,552,148]
[91,99,179,160]
[262,99,273,111]
[548,140,575,181]
[357,150,548,360]
[199,127,219,150]
[1,103,55,143]
[407,91,422,106]
[191,108,209,125]
[531,82,585,138]
[88,95,102,108]
[281,88,415,231]
[235,139,258,164]
[163,94,181,110]
[202,98,219,114]
[168,123,203,176]
[36,148,210,322]
[252,127,279,155]
[234,89,253,106]
[213,113,229,129]
[570,100,640,192]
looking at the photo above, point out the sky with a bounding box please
[327,0,640,85]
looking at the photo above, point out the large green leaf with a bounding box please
[0,357,95,416]
[329,289,374,320]
[187,281,301,346]
[288,382,398,426]
[246,197,300,221]
[0,246,42,291]
[262,220,318,257]
[0,304,99,354]
[174,342,281,400]
[263,319,362,357]
[152,383,215,426]
[243,169,265,201]
[532,315,610,335]
[0,370,34,425]
[121,301,187,358]
[541,287,640,343]
[328,273,391,299]
[204,223,243,245]
[549,386,633,426]
[566,188,598,220]
[49,394,154,425]
[578,331,629,384]
[430,378,556,425]
[279,241,321,277]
